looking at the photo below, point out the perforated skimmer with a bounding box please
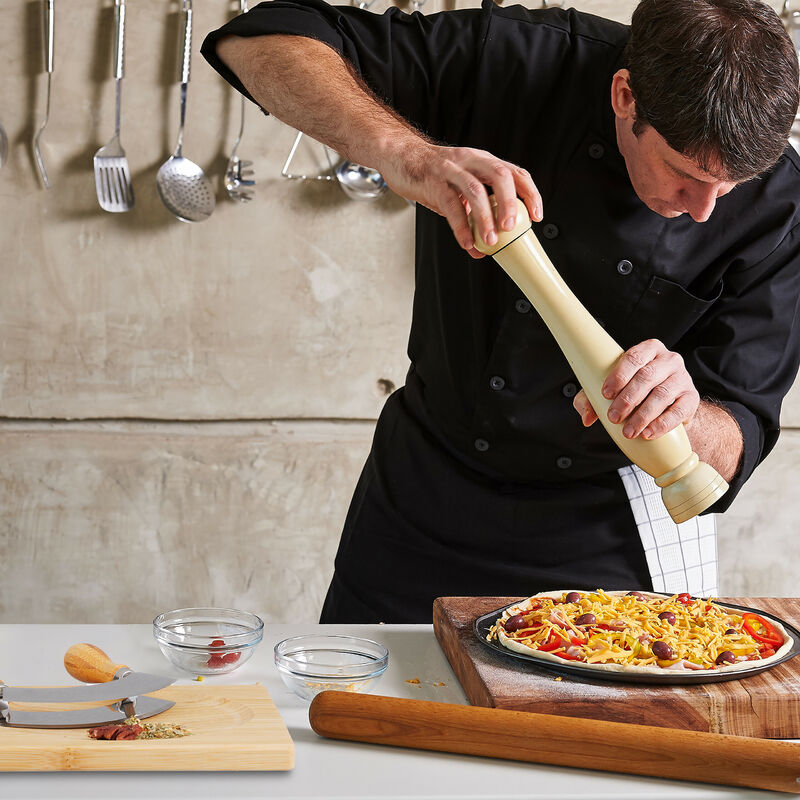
[156,0,215,222]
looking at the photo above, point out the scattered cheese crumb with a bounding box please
[434,682,446,687]
[194,675,204,682]
[554,676,563,682]
[405,678,421,685]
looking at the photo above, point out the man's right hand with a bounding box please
[377,141,543,259]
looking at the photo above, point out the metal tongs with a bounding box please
[0,644,175,729]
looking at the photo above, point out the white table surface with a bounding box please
[0,623,792,800]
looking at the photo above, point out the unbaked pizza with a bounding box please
[488,589,794,674]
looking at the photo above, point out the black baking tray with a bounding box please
[474,597,800,685]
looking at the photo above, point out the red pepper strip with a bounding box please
[742,613,783,648]
[676,593,692,605]
[538,633,568,652]
[759,648,776,659]
[554,650,586,661]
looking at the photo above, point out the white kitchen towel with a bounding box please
[618,464,718,597]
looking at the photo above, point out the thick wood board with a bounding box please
[433,596,800,738]
[0,684,294,771]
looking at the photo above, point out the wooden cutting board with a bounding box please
[0,684,294,771]
[433,596,800,738]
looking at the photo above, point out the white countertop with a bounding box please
[0,623,791,800]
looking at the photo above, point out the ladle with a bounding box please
[332,0,388,200]
[471,198,728,523]
[334,159,387,200]
[156,0,215,222]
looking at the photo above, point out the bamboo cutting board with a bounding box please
[0,684,294,771]
[433,596,800,738]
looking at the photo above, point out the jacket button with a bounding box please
[556,456,572,469]
[542,223,559,240]
[617,259,634,275]
[474,438,490,452]
[588,143,605,159]
[515,298,531,314]
[490,376,505,391]
[562,382,578,398]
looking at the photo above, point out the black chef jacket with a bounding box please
[203,0,800,622]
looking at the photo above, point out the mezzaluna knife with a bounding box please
[0,643,175,728]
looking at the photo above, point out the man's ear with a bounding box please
[611,69,636,121]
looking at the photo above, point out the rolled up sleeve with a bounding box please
[201,0,488,141]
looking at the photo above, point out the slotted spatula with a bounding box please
[94,0,133,212]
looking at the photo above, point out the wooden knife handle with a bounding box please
[309,692,800,794]
[64,644,130,684]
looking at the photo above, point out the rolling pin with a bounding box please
[469,198,727,523]
[309,691,800,793]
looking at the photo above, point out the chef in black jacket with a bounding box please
[202,0,800,622]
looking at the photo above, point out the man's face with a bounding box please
[611,70,739,223]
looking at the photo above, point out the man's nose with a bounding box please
[684,184,719,223]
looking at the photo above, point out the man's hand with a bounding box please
[572,338,743,481]
[377,142,543,259]
[573,339,700,439]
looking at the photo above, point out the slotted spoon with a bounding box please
[94,0,133,212]
[156,0,215,222]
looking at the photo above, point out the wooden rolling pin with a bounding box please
[469,198,727,523]
[309,692,800,793]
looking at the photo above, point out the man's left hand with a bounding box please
[572,339,700,439]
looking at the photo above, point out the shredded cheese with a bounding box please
[488,589,780,670]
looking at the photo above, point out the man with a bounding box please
[202,0,800,622]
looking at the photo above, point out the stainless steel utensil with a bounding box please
[281,130,336,181]
[334,159,388,200]
[332,0,388,201]
[94,0,134,212]
[156,0,215,222]
[0,122,8,171]
[33,0,54,189]
[225,0,255,202]
[0,643,175,729]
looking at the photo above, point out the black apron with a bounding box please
[320,373,652,624]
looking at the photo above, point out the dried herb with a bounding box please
[124,715,190,739]
[88,717,190,740]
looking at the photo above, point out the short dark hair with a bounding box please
[624,0,799,181]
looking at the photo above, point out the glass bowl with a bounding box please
[153,607,264,675]
[274,634,389,701]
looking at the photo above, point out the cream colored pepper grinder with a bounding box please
[470,198,728,523]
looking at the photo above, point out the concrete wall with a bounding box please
[0,0,794,623]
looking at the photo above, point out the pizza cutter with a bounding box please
[0,644,175,728]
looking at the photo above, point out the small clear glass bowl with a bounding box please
[274,634,389,701]
[153,607,264,675]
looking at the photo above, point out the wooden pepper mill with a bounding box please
[470,198,728,523]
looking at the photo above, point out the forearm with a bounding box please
[684,399,743,482]
[215,34,424,170]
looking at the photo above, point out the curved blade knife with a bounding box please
[1,694,174,729]
[0,643,176,728]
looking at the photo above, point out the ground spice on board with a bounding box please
[87,717,190,740]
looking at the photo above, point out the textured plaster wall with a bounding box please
[0,0,795,623]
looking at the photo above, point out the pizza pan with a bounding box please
[473,599,800,685]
